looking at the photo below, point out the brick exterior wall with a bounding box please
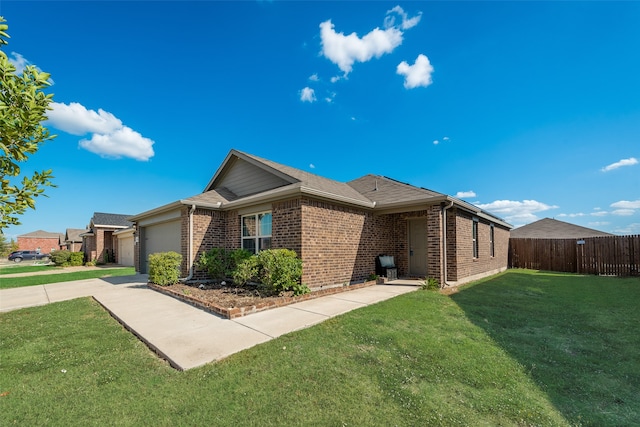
[189,207,228,279]
[448,208,509,283]
[298,198,397,288]
[272,199,303,256]
[134,199,509,289]
[17,237,60,253]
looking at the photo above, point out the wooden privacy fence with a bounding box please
[509,235,640,276]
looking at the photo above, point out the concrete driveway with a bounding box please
[0,274,419,370]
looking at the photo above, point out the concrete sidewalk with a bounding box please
[0,276,419,370]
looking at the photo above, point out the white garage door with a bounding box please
[142,220,181,273]
[118,235,134,266]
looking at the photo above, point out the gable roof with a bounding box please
[199,150,372,206]
[130,149,511,229]
[18,230,63,239]
[90,212,134,229]
[510,218,613,239]
[347,175,446,208]
[65,228,87,242]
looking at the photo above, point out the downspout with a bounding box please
[179,204,197,282]
[442,200,454,287]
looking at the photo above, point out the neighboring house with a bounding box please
[61,228,86,252]
[17,230,63,253]
[81,212,134,265]
[510,218,613,239]
[130,149,512,288]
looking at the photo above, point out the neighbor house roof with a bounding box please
[18,230,63,239]
[65,228,87,242]
[510,218,613,239]
[130,149,512,229]
[90,212,134,229]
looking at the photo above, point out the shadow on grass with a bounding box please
[449,270,640,427]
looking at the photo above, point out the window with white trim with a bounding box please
[242,212,272,254]
[472,218,479,258]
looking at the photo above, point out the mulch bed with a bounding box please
[148,280,379,319]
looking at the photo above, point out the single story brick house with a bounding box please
[62,228,86,252]
[130,150,511,288]
[81,212,135,265]
[17,230,63,253]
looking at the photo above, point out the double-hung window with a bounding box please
[242,212,272,254]
[472,218,479,259]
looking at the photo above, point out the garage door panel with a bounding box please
[118,236,134,266]
[142,220,181,272]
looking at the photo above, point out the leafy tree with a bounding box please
[0,233,8,255]
[0,16,56,230]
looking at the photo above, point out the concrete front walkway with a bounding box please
[0,276,419,370]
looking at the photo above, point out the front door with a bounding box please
[408,219,428,277]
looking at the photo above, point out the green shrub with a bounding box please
[148,252,182,286]
[197,248,252,280]
[232,255,260,286]
[256,249,304,295]
[69,252,84,267]
[50,250,71,266]
[420,277,440,291]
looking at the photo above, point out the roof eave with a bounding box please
[128,201,186,222]
[374,195,512,229]
[218,183,375,210]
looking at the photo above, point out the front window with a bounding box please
[242,212,272,254]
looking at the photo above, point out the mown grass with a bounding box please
[0,264,60,275]
[450,270,640,426]
[1,270,637,425]
[0,267,137,289]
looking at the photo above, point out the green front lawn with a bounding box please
[1,270,638,425]
[0,264,60,275]
[0,267,137,289]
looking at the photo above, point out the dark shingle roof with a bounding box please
[91,212,134,228]
[347,175,445,207]
[510,218,613,239]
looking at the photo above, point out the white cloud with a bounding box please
[433,140,439,145]
[558,212,586,218]
[8,52,54,84]
[476,199,559,226]
[47,101,154,161]
[443,136,450,141]
[397,54,434,89]
[79,127,154,161]
[601,157,638,172]
[8,52,29,74]
[456,191,477,198]
[319,16,404,76]
[309,163,316,169]
[48,102,122,135]
[614,223,640,234]
[591,211,608,217]
[612,209,635,216]
[309,73,319,82]
[588,221,610,227]
[384,6,422,30]
[610,200,640,209]
[300,87,316,103]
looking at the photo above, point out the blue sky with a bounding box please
[2,1,639,240]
